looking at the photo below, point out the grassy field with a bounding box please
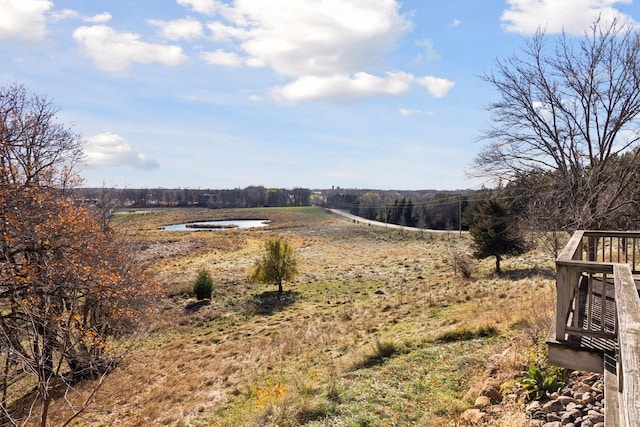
[50,206,557,426]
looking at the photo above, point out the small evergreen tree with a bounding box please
[466,197,527,274]
[249,236,299,297]
[193,268,214,300]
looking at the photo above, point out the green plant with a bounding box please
[193,268,214,300]
[434,324,498,343]
[249,236,299,297]
[518,366,563,401]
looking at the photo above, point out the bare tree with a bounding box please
[475,18,640,230]
[0,83,83,190]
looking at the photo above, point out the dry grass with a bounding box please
[40,207,557,426]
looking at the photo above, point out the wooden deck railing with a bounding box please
[554,230,640,426]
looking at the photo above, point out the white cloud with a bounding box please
[50,9,112,24]
[450,18,461,27]
[501,0,636,35]
[209,0,410,77]
[400,109,432,116]
[84,132,159,170]
[50,9,112,23]
[148,17,203,41]
[416,39,440,61]
[177,0,225,16]
[194,0,457,102]
[207,21,249,42]
[73,25,187,73]
[201,49,243,66]
[272,72,415,102]
[416,76,455,98]
[0,0,52,42]
[49,9,79,21]
[84,12,112,24]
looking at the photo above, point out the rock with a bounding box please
[519,372,605,427]
[542,400,564,414]
[480,378,502,404]
[574,383,591,394]
[587,410,604,424]
[532,410,547,420]
[581,392,596,404]
[565,401,578,411]
[583,374,600,385]
[560,410,577,424]
[474,395,491,409]
[459,409,484,425]
[526,401,542,414]
[546,412,561,422]
[557,395,573,406]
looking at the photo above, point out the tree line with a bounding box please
[76,186,312,209]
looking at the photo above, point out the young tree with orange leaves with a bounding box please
[0,83,161,426]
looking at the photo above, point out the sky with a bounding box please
[1,0,639,190]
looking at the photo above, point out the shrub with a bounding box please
[519,366,563,401]
[448,244,473,279]
[193,268,214,300]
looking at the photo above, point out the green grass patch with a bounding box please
[434,324,499,343]
[112,210,154,217]
[353,338,410,369]
[246,206,330,221]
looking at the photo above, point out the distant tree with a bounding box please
[245,186,267,207]
[475,18,640,230]
[389,198,403,224]
[466,197,528,274]
[358,192,382,220]
[327,192,358,214]
[249,236,299,297]
[264,188,287,207]
[291,187,311,206]
[403,198,414,227]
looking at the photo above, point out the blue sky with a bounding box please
[1,0,639,190]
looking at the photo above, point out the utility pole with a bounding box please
[459,195,462,237]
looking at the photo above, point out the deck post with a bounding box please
[555,231,586,341]
[556,264,569,340]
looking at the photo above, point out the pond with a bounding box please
[162,219,271,231]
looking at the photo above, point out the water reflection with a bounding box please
[163,219,270,231]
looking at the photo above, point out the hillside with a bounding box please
[47,207,557,426]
